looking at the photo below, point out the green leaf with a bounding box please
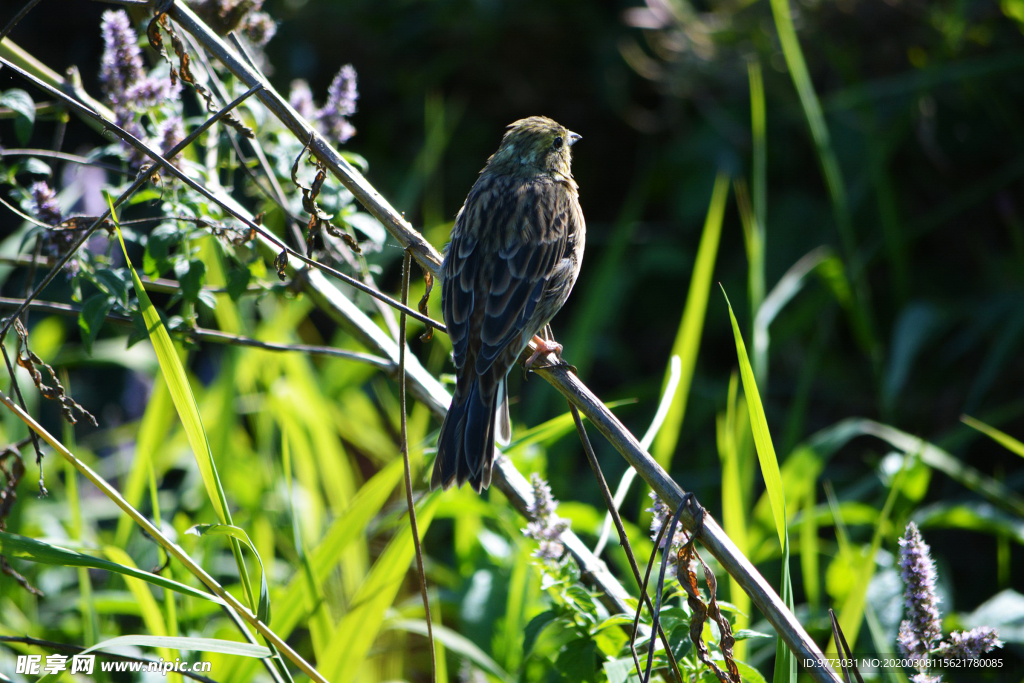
[226,265,252,301]
[722,287,787,547]
[523,609,561,656]
[962,414,1024,459]
[188,524,272,623]
[652,172,729,469]
[78,294,113,354]
[0,531,223,605]
[79,635,270,659]
[1,89,35,144]
[603,657,640,683]
[22,158,52,177]
[143,224,180,277]
[92,267,132,308]
[176,258,207,306]
[321,492,439,683]
[555,634,599,683]
[732,629,772,641]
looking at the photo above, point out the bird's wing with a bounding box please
[443,176,576,383]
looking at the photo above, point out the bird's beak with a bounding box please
[568,131,582,146]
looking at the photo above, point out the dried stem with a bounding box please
[398,251,437,682]
[0,296,392,367]
[0,0,43,43]
[568,401,683,683]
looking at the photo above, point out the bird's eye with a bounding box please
[553,136,564,149]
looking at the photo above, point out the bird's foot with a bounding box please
[523,336,576,374]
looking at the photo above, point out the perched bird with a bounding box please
[431,116,586,492]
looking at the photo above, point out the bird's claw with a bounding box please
[524,336,564,369]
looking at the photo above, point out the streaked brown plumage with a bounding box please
[431,116,586,492]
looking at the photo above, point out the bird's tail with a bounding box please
[431,380,498,492]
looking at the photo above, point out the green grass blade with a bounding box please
[652,172,729,469]
[79,635,271,659]
[111,218,229,526]
[188,524,272,624]
[768,0,880,367]
[767,0,852,258]
[387,619,514,683]
[716,371,751,659]
[111,210,257,615]
[0,531,224,604]
[723,287,787,547]
[221,460,405,683]
[322,492,440,683]
[772,536,796,683]
[114,376,173,547]
[962,414,1024,458]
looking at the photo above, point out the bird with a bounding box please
[431,116,586,493]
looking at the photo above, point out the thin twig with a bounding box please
[594,355,681,557]
[0,297,391,367]
[1,52,443,335]
[0,636,221,683]
[398,250,437,681]
[568,401,683,683]
[0,148,131,175]
[632,519,669,678]
[0,68,263,342]
[643,497,689,683]
[0,340,46,493]
[0,0,43,43]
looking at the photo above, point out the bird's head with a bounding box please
[484,116,581,180]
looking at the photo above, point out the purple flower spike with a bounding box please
[30,182,62,226]
[289,80,317,121]
[897,522,943,659]
[318,64,358,144]
[936,627,1003,660]
[100,10,145,107]
[522,473,569,562]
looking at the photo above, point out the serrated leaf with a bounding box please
[78,293,113,354]
[93,267,132,308]
[523,609,561,656]
[1,89,35,144]
[554,635,599,683]
[176,258,206,305]
[226,266,252,301]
